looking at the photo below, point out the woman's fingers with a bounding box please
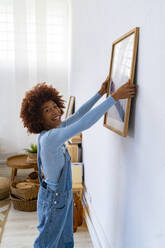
[129,92,136,97]
[113,80,137,100]
[129,89,136,93]
[129,84,136,88]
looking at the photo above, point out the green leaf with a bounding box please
[24,143,37,153]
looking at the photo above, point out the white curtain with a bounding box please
[0,0,69,161]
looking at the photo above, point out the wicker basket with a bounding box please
[0,177,10,200]
[10,180,40,200]
[26,171,44,184]
[26,171,40,184]
[10,193,37,211]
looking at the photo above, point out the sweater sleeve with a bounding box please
[60,92,102,127]
[46,95,117,148]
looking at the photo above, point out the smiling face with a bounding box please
[41,100,63,130]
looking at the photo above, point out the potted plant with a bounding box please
[24,144,37,164]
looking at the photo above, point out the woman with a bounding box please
[20,76,136,248]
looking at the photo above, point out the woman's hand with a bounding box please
[98,75,110,96]
[112,79,136,101]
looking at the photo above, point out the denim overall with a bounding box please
[33,134,74,248]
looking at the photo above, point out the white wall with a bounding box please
[0,0,69,161]
[69,0,165,247]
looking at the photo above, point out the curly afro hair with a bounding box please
[20,82,66,134]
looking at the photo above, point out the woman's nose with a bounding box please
[52,107,61,115]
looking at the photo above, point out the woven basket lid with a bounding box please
[0,177,10,193]
[15,181,35,189]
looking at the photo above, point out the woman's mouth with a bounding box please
[51,116,61,121]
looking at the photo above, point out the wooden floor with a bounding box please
[0,164,93,248]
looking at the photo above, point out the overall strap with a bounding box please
[56,143,71,192]
[37,133,43,185]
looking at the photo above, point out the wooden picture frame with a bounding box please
[103,27,139,137]
[65,96,75,119]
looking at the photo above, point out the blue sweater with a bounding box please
[38,92,117,190]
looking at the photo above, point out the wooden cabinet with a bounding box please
[73,183,83,232]
[65,134,84,232]
[66,144,79,162]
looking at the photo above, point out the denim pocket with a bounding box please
[49,192,67,210]
[39,191,67,210]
